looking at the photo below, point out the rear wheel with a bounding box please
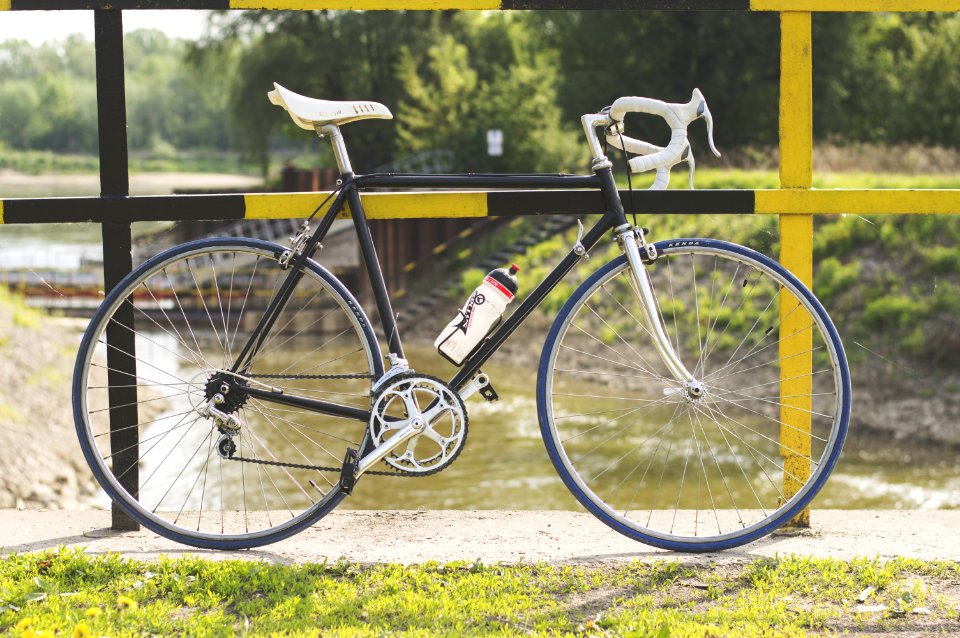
[73,238,382,549]
[537,238,850,551]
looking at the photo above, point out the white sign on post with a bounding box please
[487,129,503,157]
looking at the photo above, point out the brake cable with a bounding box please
[618,130,640,229]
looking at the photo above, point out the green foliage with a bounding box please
[188,10,446,172]
[814,257,861,301]
[5,12,960,171]
[528,11,782,152]
[0,149,253,176]
[395,35,480,166]
[190,10,960,172]
[0,287,42,330]
[921,244,960,276]
[809,213,960,366]
[814,13,960,148]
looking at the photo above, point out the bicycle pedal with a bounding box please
[339,448,359,495]
[479,382,499,402]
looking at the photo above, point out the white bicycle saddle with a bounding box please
[268,82,393,130]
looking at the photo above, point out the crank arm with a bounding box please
[458,371,491,402]
[356,420,423,476]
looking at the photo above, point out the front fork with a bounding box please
[616,225,704,398]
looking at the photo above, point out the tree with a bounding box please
[394,35,479,166]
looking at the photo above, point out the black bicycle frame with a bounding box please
[230,166,630,422]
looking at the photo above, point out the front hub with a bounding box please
[685,380,705,401]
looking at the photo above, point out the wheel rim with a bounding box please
[76,241,378,545]
[543,242,847,547]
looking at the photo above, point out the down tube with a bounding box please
[450,214,613,391]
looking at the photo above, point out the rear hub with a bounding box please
[204,374,249,415]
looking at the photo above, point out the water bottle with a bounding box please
[435,264,520,366]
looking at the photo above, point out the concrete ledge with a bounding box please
[1,510,956,565]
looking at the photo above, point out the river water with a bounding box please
[347,345,960,512]
[128,333,960,513]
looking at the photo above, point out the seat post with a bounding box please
[317,123,353,175]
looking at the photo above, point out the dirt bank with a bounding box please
[850,365,960,447]
[0,292,100,509]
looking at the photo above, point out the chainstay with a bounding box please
[227,455,429,477]
[229,372,460,479]
[247,373,376,380]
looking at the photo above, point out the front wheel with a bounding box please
[537,238,850,551]
[73,238,383,549]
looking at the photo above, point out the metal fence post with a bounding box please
[778,10,814,527]
[95,9,139,531]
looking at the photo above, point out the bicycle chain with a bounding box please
[226,454,460,478]
[231,372,454,478]
[247,373,375,381]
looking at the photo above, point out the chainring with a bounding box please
[368,373,468,475]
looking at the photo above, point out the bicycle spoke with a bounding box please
[245,399,361,448]
[693,400,773,514]
[164,267,213,371]
[132,284,209,369]
[93,409,195,438]
[186,259,228,361]
[95,338,192,386]
[246,398,344,468]
[620,402,684,517]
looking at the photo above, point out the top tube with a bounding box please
[351,172,604,191]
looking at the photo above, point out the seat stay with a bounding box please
[230,187,352,375]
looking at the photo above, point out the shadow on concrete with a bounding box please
[2,533,101,554]
[0,527,294,565]
[568,528,787,563]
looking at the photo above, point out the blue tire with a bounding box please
[537,239,850,551]
[73,238,382,550]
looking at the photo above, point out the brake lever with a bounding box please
[694,92,721,158]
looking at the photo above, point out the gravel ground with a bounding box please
[1,509,957,565]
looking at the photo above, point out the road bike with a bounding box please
[73,84,851,552]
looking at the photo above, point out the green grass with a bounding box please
[1,549,957,637]
[0,287,44,330]
[621,168,960,190]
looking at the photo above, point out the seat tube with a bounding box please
[320,123,402,359]
[617,226,696,386]
[346,184,404,359]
